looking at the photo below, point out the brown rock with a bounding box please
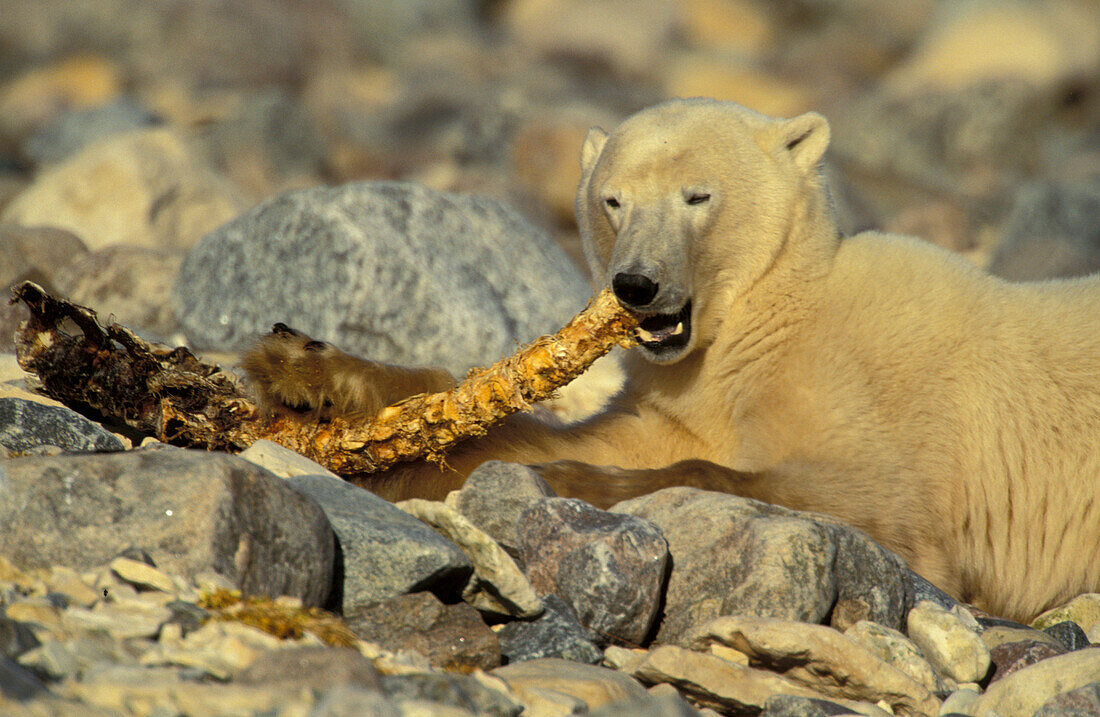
[0,224,89,291]
[678,0,774,56]
[510,117,591,226]
[663,54,817,119]
[974,649,1100,717]
[621,644,824,714]
[685,615,940,717]
[344,592,500,673]
[988,639,1067,683]
[234,646,383,692]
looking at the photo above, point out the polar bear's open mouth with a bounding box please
[633,301,692,357]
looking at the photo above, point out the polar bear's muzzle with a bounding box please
[633,300,692,360]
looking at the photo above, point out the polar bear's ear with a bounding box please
[580,127,609,174]
[775,112,830,171]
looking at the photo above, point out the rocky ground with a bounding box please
[2,0,1100,715]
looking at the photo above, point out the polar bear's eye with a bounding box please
[605,197,621,209]
[686,193,710,206]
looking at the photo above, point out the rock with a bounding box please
[380,672,522,717]
[234,646,383,692]
[1033,681,1100,717]
[140,619,295,680]
[678,0,775,56]
[509,115,596,226]
[0,55,123,145]
[164,601,209,637]
[1044,621,1091,651]
[109,557,177,593]
[938,685,981,716]
[194,88,326,198]
[45,566,102,608]
[17,639,79,680]
[22,97,158,166]
[504,0,678,79]
[0,655,46,701]
[344,592,501,673]
[446,461,557,563]
[397,499,542,619]
[0,127,250,252]
[590,692,700,717]
[972,649,1100,717]
[844,620,947,695]
[612,488,910,643]
[685,615,939,716]
[239,439,339,479]
[174,181,591,375]
[979,624,1063,651]
[493,658,647,712]
[311,684,401,717]
[907,601,991,684]
[518,497,669,645]
[0,616,40,659]
[497,594,603,665]
[988,639,1067,683]
[0,397,125,456]
[5,599,63,633]
[1032,594,1100,634]
[0,447,335,607]
[988,179,1100,281]
[284,474,471,611]
[886,0,1100,93]
[760,694,863,717]
[620,644,825,714]
[664,53,817,118]
[0,223,88,291]
[51,246,185,340]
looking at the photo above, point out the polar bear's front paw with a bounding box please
[241,324,456,419]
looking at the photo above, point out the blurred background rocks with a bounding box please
[0,0,1097,365]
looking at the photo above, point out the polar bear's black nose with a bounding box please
[613,272,659,308]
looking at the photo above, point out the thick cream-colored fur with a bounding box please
[245,99,1100,621]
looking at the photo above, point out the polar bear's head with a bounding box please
[576,99,830,364]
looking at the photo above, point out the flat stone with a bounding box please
[590,692,701,717]
[344,592,500,673]
[5,599,63,632]
[497,594,602,665]
[980,624,1063,650]
[446,461,557,562]
[397,498,542,619]
[907,601,991,684]
[620,645,824,714]
[844,620,946,695]
[0,397,124,456]
[493,658,647,712]
[45,566,101,608]
[973,649,1100,717]
[17,639,79,679]
[174,181,590,375]
[0,447,335,607]
[613,488,911,643]
[110,557,177,593]
[140,619,293,680]
[685,615,939,716]
[62,602,171,640]
[239,439,339,479]
[285,473,471,612]
[518,497,669,645]
[381,672,522,717]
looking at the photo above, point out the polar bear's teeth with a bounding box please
[636,327,658,343]
[670,322,684,336]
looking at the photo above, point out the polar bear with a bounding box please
[244,99,1100,621]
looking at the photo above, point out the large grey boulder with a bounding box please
[175,181,591,375]
[0,446,334,606]
[613,488,912,644]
